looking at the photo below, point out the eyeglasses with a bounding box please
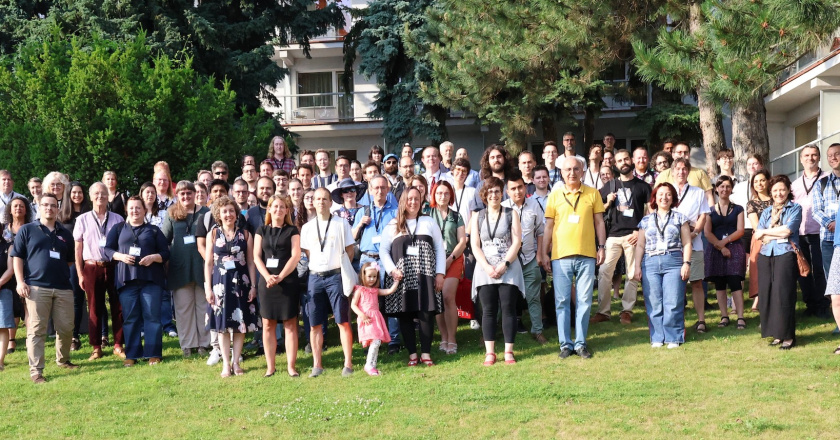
[214,171,228,176]
[486,189,502,195]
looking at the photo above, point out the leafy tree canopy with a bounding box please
[0,31,276,193]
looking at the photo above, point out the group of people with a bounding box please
[2,133,839,383]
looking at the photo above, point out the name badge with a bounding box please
[484,244,499,257]
[829,203,839,212]
[49,250,61,260]
[371,236,381,244]
[623,208,634,217]
[567,214,580,224]
[129,246,142,257]
[98,237,107,248]
[775,239,788,246]
[656,240,668,252]
[224,260,236,270]
[183,235,196,245]
[406,246,420,256]
[266,258,280,268]
[231,246,240,253]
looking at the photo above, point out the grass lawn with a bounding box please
[1,294,838,439]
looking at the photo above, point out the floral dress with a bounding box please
[206,227,260,333]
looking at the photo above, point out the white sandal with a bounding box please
[446,342,458,355]
[439,341,449,352]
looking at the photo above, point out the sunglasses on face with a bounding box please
[342,188,357,194]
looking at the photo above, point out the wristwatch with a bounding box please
[683,261,691,265]
[504,260,511,268]
[596,244,606,250]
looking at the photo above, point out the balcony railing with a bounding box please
[769,129,840,178]
[270,91,476,125]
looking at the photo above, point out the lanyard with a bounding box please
[454,188,467,214]
[562,191,581,213]
[316,216,332,252]
[128,223,142,246]
[407,218,420,244]
[653,210,672,242]
[433,208,446,232]
[803,169,820,195]
[534,195,545,213]
[185,205,197,235]
[38,224,59,251]
[372,205,386,231]
[830,175,840,198]
[94,211,109,237]
[678,184,690,205]
[716,201,733,217]
[219,227,236,253]
[485,209,503,240]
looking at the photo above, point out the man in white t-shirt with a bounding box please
[300,188,356,377]
[672,158,711,333]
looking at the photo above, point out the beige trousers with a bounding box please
[172,283,210,349]
[597,234,639,316]
[25,286,74,376]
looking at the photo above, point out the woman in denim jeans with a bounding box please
[754,175,802,350]
[633,182,692,348]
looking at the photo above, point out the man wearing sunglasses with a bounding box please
[211,161,230,183]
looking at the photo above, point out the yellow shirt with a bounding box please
[655,167,712,191]
[544,184,605,259]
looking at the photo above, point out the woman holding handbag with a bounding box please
[746,170,772,309]
[754,175,802,350]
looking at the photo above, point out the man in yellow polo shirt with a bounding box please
[540,157,606,360]
[654,142,715,207]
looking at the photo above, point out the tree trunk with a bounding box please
[501,125,527,156]
[541,116,557,145]
[690,1,726,177]
[731,95,770,177]
[583,107,596,153]
[696,91,726,176]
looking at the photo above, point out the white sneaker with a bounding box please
[667,343,680,349]
[168,331,178,338]
[651,342,663,348]
[470,320,480,330]
[206,348,221,366]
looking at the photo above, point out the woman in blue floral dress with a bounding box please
[203,196,260,377]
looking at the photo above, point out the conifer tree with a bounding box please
[413,0,661,153]
[343,0,447,151]
[635,0,840,175]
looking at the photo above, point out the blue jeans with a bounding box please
[160,289,176,334]
[119,281,163,360]
[821,240,834,282]
[642,252,686,344]
[552,257,595,351]
[360,253,401,346]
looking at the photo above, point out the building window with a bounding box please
[298,72,333,108]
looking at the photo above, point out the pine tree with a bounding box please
[343,0,447,152]
[634,0,840,175]
[412,0,662,153]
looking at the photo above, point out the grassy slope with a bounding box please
[1,298,838,440]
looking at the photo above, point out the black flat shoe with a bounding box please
[779,339,796,350]
[263,371,275,378]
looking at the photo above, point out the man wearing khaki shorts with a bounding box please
[670,159,711,333]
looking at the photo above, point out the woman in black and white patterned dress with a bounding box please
[380,187,446,367]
